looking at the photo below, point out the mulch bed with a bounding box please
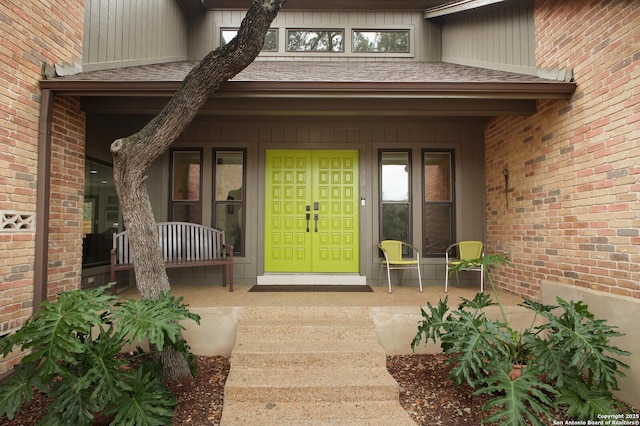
[2,354,638,425]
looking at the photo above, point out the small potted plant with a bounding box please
[412,254,631,425]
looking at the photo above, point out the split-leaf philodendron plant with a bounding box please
[411,254,631,425]
[0,284,200,426]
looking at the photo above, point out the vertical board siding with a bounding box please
[83,0,188,71]
[151,117,485,284]
[441,0,536,75]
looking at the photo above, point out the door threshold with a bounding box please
[257,274,366,285]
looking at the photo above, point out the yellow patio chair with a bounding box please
[378,240,423,294]
[445,241,484,292]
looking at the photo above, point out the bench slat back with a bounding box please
[112,222,227,265]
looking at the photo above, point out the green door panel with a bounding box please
[264,150,312,272]
[264,150,359,273]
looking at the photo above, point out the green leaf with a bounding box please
[0,362,46,420]
[530,297,629,392]
[79,329,130,404]
[445,315,511,387]
[476,360,556,426]
[557,381,625,420]
[113,292,200,352]
[40,375,100,426]
[109,367,176,426]
[411,296,450,350]
[4,286,115,381]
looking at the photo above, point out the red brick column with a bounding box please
[0,0,84,372]
[485,0,640,300]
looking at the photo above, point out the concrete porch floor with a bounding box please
[119,282,531,357]
[119,282,523,308]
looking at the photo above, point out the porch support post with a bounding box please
[34,88,54,311]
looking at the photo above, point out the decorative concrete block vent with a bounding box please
[221,306,417,425]
[0,211,35,232]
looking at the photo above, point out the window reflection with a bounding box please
[170,150,202,223]
[221,29,278,51]
[353,30,409,53]
[423,151,454,256]
[82,158,121,267]
[214,151,245,255]
[380,152,410,244]
[286,30,344,52]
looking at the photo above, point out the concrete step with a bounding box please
[236,318,378,343]
[221,306,416,425]
[231,340,385,369]
[241,306,372,320]
[220,400,417,425]
[224,366,400,403]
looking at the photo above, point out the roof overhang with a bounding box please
[424,0,510,18]
[200,0,455,11]
[40,79,576,100]
[40,61,576,118]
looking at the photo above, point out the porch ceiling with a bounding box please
[42,60,575,117]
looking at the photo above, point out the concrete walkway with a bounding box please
[221,306,417,425]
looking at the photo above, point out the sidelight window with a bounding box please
[423,151,454,256]
[170,150,202,223]
[213,150,245,256]
[379,151,411,245]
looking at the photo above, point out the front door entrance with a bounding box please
[264,150,359,273]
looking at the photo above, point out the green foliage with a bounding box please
[412,254,631,423]
[0,284,200,425]
[476,360,557,426]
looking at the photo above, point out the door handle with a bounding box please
[306,213,310,232]
[314,213,318,232]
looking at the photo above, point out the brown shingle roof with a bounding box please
[42,60,575,99]
[53,60,551,84]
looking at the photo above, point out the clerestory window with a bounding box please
[221,28,278,51]
[352,30,410,53]
[286,29,344,52]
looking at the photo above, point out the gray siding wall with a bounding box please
[439,0,536,75]
[83,0,188,71]
[189,10,441,62]
[144,117,485,286]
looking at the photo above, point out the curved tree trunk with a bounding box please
[111,0,286,380]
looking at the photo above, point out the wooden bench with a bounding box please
[110,222,234,292]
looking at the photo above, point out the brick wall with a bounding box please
[48,96,86,298]
[485,0,640,300]
[0,0,84,372]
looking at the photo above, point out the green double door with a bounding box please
[264,150,359,273]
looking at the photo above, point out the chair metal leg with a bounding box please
[480,266,484,292]
[417,263,423,293]
[445,266,449,292]
[386,264,392,294]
